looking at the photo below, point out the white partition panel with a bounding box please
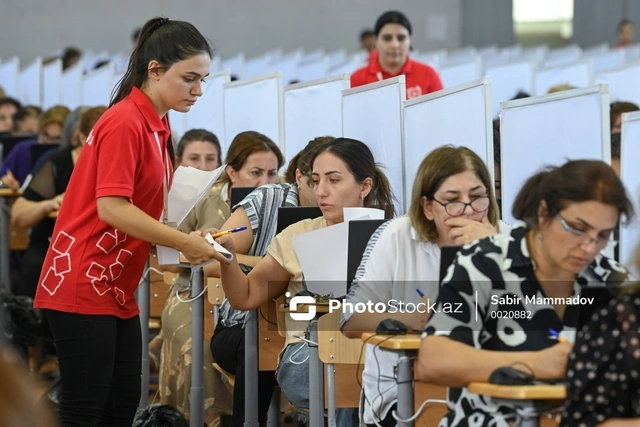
[439,58,482,88]
[266,53,301,85]
[222,53,245,80]
[244,53,271,79]
[168,110,187,141]
[620,111,640,266]
[61,61,83,110]
[342,76,406,213]
[82,63,114,107]
[590,50,626,73]
[19,58,42,106]
[500,85,610,225]
[534,60,593,95]
[283,74,349,166]
[485,60,534,117]
[403,77,494,205]
[223,72,284,154]
[184,70,230,145]
[42,59,62,110]
[0,57,20,99]
[297,56,329,82]
[595,62,640,105]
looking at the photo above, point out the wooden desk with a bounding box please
[467,383,567,400]
[361,332,421,350]
[467,382,566,427]
[0,189,21,197]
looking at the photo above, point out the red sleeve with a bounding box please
[350,67,367,88]
[94,118,141,200]
[427,67,444,93]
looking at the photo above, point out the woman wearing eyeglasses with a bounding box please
[417,160,633,427]
[341,145,505,426]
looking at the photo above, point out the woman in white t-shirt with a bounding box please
[340,145,504,426]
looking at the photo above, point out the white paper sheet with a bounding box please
[291,208,384,297]
[343,207,384,222]
[190,233,235,270]
[157,164,226,265]
[291,221,350,297]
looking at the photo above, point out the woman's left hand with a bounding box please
[446,216,497,246]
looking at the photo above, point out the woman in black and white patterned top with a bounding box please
[561,286,640,426]
[418,160,634,427]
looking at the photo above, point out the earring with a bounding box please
[308,196,313,205]
[537,232,544,241]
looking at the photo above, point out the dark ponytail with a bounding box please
[512,160,634,229]
[368,166,395,219]
[110,16,212,168]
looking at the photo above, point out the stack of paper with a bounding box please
[157,164,226,265]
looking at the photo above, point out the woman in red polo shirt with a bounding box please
[33,17,225,427]
[351,10,443,100]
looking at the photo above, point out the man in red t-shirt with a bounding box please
[351,10,443,99]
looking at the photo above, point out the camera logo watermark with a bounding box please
[286,292,317,321]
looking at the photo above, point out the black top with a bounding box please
[22,147,74,250]
[561,290,640,426]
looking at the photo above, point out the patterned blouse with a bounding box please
[561,289,640,426]
[218,183,299,327]
[423,221,628,427]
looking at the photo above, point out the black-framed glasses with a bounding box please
[556,213,611,247]
[432,196,490,217]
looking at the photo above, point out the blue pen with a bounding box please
[548,328,566,343]
[211,226,247,238]
[416,289,431,305]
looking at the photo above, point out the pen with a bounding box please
[210,226,248,238]
[415,289,431,306]
[548,328,566,343]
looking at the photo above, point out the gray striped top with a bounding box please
[218,183,300,327]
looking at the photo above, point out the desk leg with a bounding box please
[137,260,150,409]
[190,268,204,427]
[0,198,10,290]
[267,386,281,427]
[326,363,336,427]
[308,319,324,427]
[396,353,416,427]
[244,309,259,426]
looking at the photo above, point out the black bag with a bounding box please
[133,405,189,427]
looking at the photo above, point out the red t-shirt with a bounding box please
[351,56,443,100]
[34,87,173,318]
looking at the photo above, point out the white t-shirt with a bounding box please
[341,216,441,424]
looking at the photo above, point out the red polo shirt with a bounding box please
[34,87,173,318]
[351,55,443,100]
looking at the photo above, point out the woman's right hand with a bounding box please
[46,194,64,213]
[180,232,231,265]
[533,342,573,379]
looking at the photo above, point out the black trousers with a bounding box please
[365,403,398,427]
[45,309,142,427]
[211,323,277,426]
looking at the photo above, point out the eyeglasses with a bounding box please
[556,213,611,247]
[432,196,490,217]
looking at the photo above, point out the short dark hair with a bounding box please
[611,132,621,159]
[610,101,639,129]
[374,11,412,36]
[512,160,634,228]
[360,29,375,41]
[62,47,81,69]
[618,19,635,32]
[0,97,22,111]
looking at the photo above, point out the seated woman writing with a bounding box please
[341,145,505,427]
[417,160,633,427]
[213,137,396,426]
